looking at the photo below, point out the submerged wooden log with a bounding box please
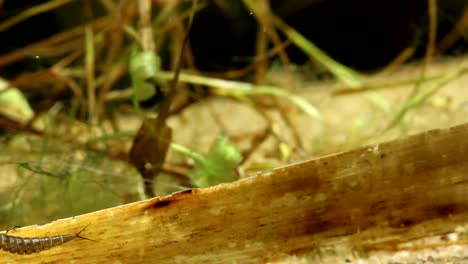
[1,123,467,263]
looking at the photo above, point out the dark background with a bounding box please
[1,0,467,74]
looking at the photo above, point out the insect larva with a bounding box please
[0,225,92,255]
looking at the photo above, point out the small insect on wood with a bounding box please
[0,225,92,255]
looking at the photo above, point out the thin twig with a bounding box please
[85,26,97,123]
[138,0,155,53]
[0,16,110,67]
[436,3,468,54]
[411,0,437,96]
[97,2,126,120]
[243,0,296,89]
[0,0,77,31]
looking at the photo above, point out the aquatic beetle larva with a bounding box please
[0,225,92,255]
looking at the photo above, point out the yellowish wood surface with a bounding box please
[1,123,467,263]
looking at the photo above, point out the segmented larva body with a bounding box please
[0,225,90,255]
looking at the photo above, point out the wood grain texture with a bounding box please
[1,123,467,263]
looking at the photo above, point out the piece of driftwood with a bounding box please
[1,123,467,263]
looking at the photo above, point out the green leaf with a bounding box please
[236,86,321,119]
[0,78,34,123]
[154,71,322,120]
[129,51,161,102]
[388,68,467,128]
[271,15,362,88]
[187,134,243,188]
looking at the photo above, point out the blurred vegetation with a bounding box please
[0,0,467,229]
